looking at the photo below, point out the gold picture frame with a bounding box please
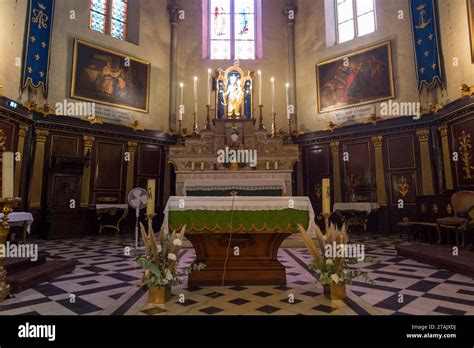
[469,0,474,63]
[316,41,395,113]
[71,38,151,113]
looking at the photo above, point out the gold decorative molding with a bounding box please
[34,129,49,143]
[428,103,444,113]
[37,103,55,117]
[323,121,339,132]
[314,183,322,199]
[372,135,383,148]
[330,141,342,203]
[81,115,103,125]
[24,101,38,111]
[83,136,95,152]
[128,120,144,132]
[29,129,49,208]
[460,84,474,97]
[0,83,3,97]
[397,176,409,198]
[364,113,383,125]
[438,124,453,190]
[0,129,6,152]
[14,125,29,197]
[127,141,138,151]
[18,124,29,138]
[80,136,95,207]
[458,130,474,179]
[330,141,340,153]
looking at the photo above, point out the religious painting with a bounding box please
[215,66,253,119]
[469,0,474,63]
[316,41,395,113]
[71,38,150,113]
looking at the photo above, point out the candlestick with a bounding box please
[207,70,211,106]
[258,105,266,131]
[2,152,14,198]
[271,112,277,138]
[193,76,198,114]
[270,77,275,114]
[146,179,156,216]
[0,197,21,301]
[179,82,184,121]
[192,112,199,137]
[204,105,211,130]
[258,70,262,106]
[285,83,290,120]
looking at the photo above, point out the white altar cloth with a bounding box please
[183,179,287,194]
[333,202,380,213]
[0,212,34,233]
[162,196,315,236]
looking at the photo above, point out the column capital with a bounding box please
[127,141,138,152]
[83,135,95,149]
[35,129,49,143]
[371,135,383,148]
[438,124,449,137]
[330,141,340,153]
[19,124,29,137]
[416,128,430,142]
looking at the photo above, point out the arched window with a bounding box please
[90,0,128,41]
[336,0,376,44]
[207,0,260,60]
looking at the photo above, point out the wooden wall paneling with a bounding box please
[304,145,331,214]
[136,144,163,207]
[450,117,474,189]
[342,140,375,202]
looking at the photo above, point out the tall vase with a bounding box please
[148,285,172,305]
[323,283,346,300]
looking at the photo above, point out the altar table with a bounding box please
[0,212,34,242]
[96,204,129,234]
[162,196,315,285]
[333,202,380,233]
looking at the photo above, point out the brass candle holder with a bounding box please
[271,112,277,138]
[0,197,21,301]
[204,105,212,130]
[258,105,266,131]
[192,112,199,137]
[288,117,292,136]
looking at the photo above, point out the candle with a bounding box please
[265,161,270,170]
[207,70,211,104]
[270,78,275,114]
[258,70,262,106]
[285,83,290,120]
[191,162,196,171]
[322,178,331,214]
[2,151,14,198]
[193,76,198,114]
[146,179,156,216]
[200,162,205,171]
[179,82,184,121]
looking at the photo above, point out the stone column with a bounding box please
[438,125,453,190]
[330,142,342,203]
[125,141,138,195]
[284,0,298,129]
[80,136,95,207]
[417,129,435,195]
[372,136,387,205]
[14,124,29,197]
[28,129,49,208]
[168,0,182,131]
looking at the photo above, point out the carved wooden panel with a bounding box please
[343,141,372,183]
[389,171,417,205]
[305,146,330,176]
[48,174,81,212]
[93,192,121,204]
[50,135,79,157]
[93,140,124,191]
[0,120,17,152]
[137,145,161,176]
[387,136,415,169]
[450,116,474,188]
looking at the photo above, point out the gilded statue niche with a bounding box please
[458,130,474,179]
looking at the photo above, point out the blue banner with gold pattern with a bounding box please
[21,0,55,97]
[410,0,444,91]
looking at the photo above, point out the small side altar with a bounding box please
[162,196,315,285]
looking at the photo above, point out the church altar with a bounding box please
[183,178,287,196]
[162,196,315,285]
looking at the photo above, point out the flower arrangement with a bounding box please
[136,222,205,289]
[298,223,375,299]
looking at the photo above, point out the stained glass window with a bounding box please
[336,0,375,43]
[209,0,256,60]
[90,0,128,41]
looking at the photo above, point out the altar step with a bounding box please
[4,252,77,293]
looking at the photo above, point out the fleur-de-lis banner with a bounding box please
[410,0,444,92]
[21,0,56,97]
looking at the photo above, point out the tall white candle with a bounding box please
[207,69,212,106]
[258,70,262,106]
[286,83,290,120]
[270,77,275,114]
[2,151,14,198]
[146,179,156,216]
[193,76,198,113]
[179,82,184,121]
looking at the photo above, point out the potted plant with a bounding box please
[298,223,375,300]
[136,221,205,305]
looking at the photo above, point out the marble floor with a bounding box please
[0,234,473,316]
